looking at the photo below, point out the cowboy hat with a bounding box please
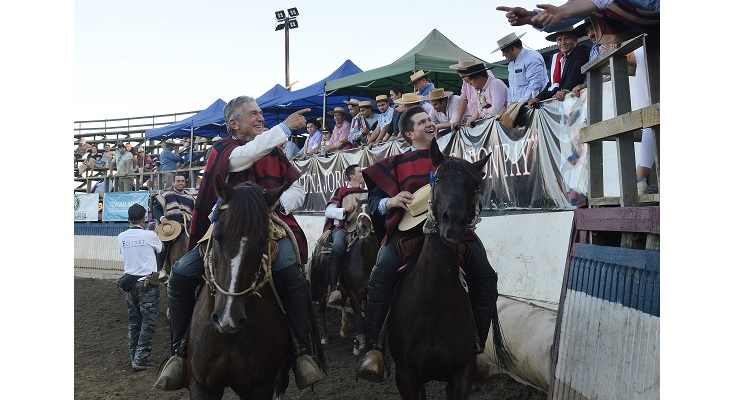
[448,59,477,71]
[343,99,360,106]
[156,220,182,242]
[393,92,422,105]
[464,62,496,77]
[375,94,389,103]
[327,106,348,115]
[545,26,577,42]
[491,32,526,54]
[211,135,222,142]
[572,18,593,39]
[408,70,429,84]
[422,88,453,102]
[358,100,373,108]
[398,184,431,231]
[164,139,180,145]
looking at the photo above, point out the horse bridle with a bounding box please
[202,203,273,298]
[423,167,483,235]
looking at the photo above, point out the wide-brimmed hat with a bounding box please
[358,100,373,108]
[327,106,348,116]
[393,92,423,105]
[491,32,526,54]
[448,59,477,71]
[375,94,389,103]
[408,70,429,84]
[545,26,577,42]
[164,139,180,145]
[156,220,182,242]
[211,135,222,142]
[398,184,431,231]
[572,18,593,39]
[343,99,360,106]
[422,88,453,102]
[464,62,496,77]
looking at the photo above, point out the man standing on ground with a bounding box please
[117,203,162,371]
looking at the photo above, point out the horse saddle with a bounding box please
[315,229,362,256]
[396,235,472,274]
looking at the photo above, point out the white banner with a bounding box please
[74,194,100,222]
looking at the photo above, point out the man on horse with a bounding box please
[155,96,326,391]
[153,173,195,281]
[355,105,503,383]
[323,164,368,307]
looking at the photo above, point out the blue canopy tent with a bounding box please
[261,59,369,130]
[144,98,227,140]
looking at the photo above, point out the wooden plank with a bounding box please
[580,104,660,144]
[587,70,604,200]
[574,206,659,234]
[581,34,645,74]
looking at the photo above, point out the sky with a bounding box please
[74,0,558,121]
[2,1,748,397]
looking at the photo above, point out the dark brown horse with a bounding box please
[387,140,514,400]
[187,177,292,399]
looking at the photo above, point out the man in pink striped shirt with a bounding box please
[450,59,497,131]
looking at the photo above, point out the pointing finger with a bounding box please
[294,108,312,115]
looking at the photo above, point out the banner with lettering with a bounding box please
[102,191,150,222]
[74,194,100,222]
[293,96,588,212]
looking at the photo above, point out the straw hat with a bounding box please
[545,26,577,42]
[398,184,431,231]
[327,107,348,116]
[358,100,373,108]
[491,32,526,54]
[448,59,477,71]
[375,94,389,103]
[156,220,182,242]
[408,70,429,84]
[343,99,360,106]
[422,88,453,102]
[393,92,423,105]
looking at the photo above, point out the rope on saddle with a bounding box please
[182,213,191,238]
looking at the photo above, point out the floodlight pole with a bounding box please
[284,18,290,89]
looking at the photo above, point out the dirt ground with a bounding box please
[74,277,547,400]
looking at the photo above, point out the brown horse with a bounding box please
[187,177,293,399]
[386,140,514,400]
[162,216,190,280]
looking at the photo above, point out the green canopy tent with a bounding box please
[324,29,507,99]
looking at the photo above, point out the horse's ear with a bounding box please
[473,152,492,172]
[429,138,444,168]
[214,175,232,202]
[264,182,291,208]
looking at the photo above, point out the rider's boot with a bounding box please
[274,265,326,390]
[327,250,344,307]
[355,274,392,383]
[156,242,170,282]
[470,286,503,383]
[154,272,198,391]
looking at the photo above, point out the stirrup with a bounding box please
[158,269,169,283]
[356,349,385,383]
[327,290,343,307]
[474,353,502,384]
[294,354,325,390]
[154,355,187,391]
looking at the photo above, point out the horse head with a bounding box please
[208,175,288,333]
[354,198,373,239]
[428,138,491,245]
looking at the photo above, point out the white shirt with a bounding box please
[428,95,463,125]
[118,227,162,277]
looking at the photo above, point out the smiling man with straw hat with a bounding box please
[421,87,463,135]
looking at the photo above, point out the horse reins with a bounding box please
[423,167,483,235]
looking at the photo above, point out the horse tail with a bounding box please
[491,309,516,371]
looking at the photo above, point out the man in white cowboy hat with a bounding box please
[349,100,379,147]
[408,69,435,104]
[356,105,502,384]
[463,62,508,128]
[422,87,463,136]
[326,106,352,153]
[492,32,548,106]
[366,94,395,146]
[154,96,326,391]
[392,93,424,144]
[449,59,497,132]
[322,164,368,307]
[528,26,589,107]
[152,173,195,282]
[344,98,360,118]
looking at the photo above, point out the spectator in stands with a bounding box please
[158,140,182,191]
[492,32,548,128]
[450,59,498,132]
[392,93,424,145]
[79,146,99,177]
[570,19,634,97]
[319,129,333,157]
[110,143,135,192]
[74,138,90,159]
[293,120,323,160]
[327,107,352,153]
[408,70,435,112]
[367,95,394,146]
[351,101,379,148]
[101,144,114,168]
[345,99,361,119]
[117,203,162,371]
[423,88,463,137]
[125,143,137,157]
[464,62,508,128]
[136,147,154,189]
[389,84,406,138]
[527,27,589,107]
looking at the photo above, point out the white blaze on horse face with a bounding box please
[218,237,246,324]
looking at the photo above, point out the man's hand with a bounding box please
[554,89,569,101]
[531,4,565,27]
[571,84,586,98]
[496,6,538,26]
[159,216,168,224]
[386,191,414,211]
[281,108,312,130]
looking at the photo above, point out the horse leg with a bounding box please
[446,359,475,400]
[348,291,366,356]
[394,366,421,400]
[317,300,329,344]
[188,379,224,400]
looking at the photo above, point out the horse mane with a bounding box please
[439,157,482,183]
[220,182,270,243]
